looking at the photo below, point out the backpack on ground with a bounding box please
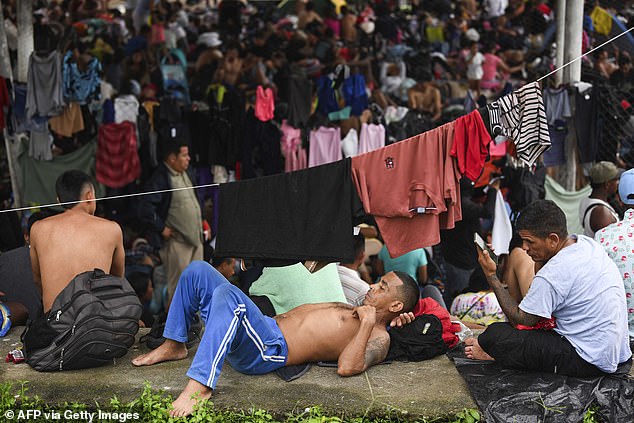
[21,269,142,371]
[386,314,447,362]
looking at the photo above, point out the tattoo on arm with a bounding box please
[488,275,541,327]
[364,334,389,368]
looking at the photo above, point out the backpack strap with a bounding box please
[581,203,601,229]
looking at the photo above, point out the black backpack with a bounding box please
[22,269,142,371]
[386,314,447,362]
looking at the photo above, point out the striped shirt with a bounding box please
[493,82,551,166]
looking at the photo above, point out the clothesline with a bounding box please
[536,25,634,82]
[1,24,633,215]
[0,183,220,213]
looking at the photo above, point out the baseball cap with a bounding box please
[589,161,622,184]
[619,168,634,205]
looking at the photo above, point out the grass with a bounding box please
[0,381,481,423]
[0,381,605,422]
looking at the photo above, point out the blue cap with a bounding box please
[618,168,634,205]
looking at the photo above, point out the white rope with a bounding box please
[536,25,634,82]
[0,183,220,213]
[2,24,634,215]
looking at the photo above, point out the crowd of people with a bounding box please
[0,0,633,419]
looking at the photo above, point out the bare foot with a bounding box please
[464,337,495,361]
[170,378,213,418]
[132,339,188,366]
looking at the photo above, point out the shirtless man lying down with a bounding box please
[132,261,419,417]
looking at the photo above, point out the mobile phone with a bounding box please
[473,233,498,265]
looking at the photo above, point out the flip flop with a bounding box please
[0,302,11,337]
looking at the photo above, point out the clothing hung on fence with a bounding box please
[25,51,64,119]
[358,123,386,155]
[280,120,307,172]
[308,126,342,167]
[216,158,361,262]
[49,102,85,138]
[255,85,275,122]
[96,121,141,188]
[62,51,102,104]
[542,86,572,167]
[341,128,359,158]
[351,121,461,257]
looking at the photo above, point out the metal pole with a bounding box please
[564,0,583,84]
[562,0,584,191]
[17,0,33,83]
[555,0,566,86]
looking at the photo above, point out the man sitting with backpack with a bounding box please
[24,170,141,371]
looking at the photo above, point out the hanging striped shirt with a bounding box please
[493,81,551,166]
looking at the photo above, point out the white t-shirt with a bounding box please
[466,52,485,80]
[519,235,632,373]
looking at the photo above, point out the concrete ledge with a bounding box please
[1,327,476,420]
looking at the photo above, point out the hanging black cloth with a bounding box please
[215,158,361,262]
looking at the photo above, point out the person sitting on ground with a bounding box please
[407,73,443,122]
[579,161,621,238]
[0,210,59,332]
[376,244,447,308]
[211,256,236,281]
[132,261,419,417]
[30,170,125,315]
[465,200,632,377]
[337,234,371,306]
[127,271,155,328]
[452,232,537,328]
[481,41,524,92]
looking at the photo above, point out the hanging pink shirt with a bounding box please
[281,120,307,172]
[358,123,386,154]
[255,85,275,121]
[309,126,342,167]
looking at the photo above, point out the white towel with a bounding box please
[491,189,512,255]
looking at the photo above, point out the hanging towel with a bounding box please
[341,128,359,158]
[216,158,360,262]
[491,190,512,255]
[25,51,64,119]
[49,102,85,137]
[309,126,342,167]
[255,85,275,121]
[114,95,140,124]
[544,175,592,236]
[19,139,103,205]
[96,121,141,188]
[249,263,346,314]
[358,122,386,155]
[28,121,53,161]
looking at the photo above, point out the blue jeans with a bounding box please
[164,261,287,389]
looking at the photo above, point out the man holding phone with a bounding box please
[465,200,632,377]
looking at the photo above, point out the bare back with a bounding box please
[275,302,387,365]
[30,210,125,312]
